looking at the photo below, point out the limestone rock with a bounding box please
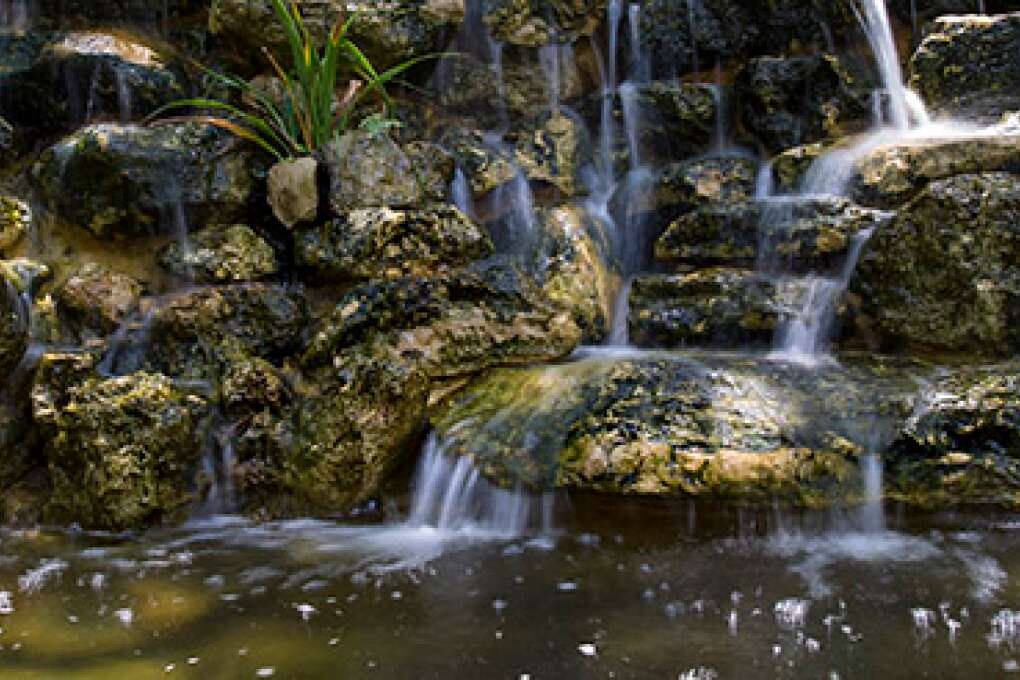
[626,82,717,164]
[326,131,428,213]
[483,0,606,46]
[0,197,30,255]
[160,225,279,283]
[512,112,590,196]
[268,157,319,228]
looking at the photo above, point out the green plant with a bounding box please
[148,0,430,161]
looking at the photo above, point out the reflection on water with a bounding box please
[1,499,1020,678]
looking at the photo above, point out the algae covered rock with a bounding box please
[628,269,782,348]
[35,123,254,238]
[634,156,758,220]
[850,172,1020,356]
[159,224,279,283]
[886,363,1020,506]
[36,365,207,529]
[295,205,491,282]
[910,12,1020,120]
[735,54,868,153]
[483,0,606,46]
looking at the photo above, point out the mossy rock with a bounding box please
[159,224,279,283]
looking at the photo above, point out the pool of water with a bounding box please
[1,497,1019,678]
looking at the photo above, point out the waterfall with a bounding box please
[408,433,554,536]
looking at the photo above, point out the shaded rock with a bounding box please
[0,196,30,255]
[512,112,590,195]
[537,204,618,342]
[159,224,278,283]
[295,205,491,282]
[221,355,290,418]
[35,123,254,238]
[33,0,205,28]
[208,0,459,72]
[267,157,319,228]
[483,0,606,46]
[655,198,891,272]
[849,132,1020,208]
[625,82,717,164]
[735,54,868,153]
[55,262,141,340]
[628,269,783,348]
[886,363,1020,506]
[0,31,183,137]
[910,12,1020,120]
[34,361,207,529]
[143,284,309,380]
[403,141,457,202]
[326,131,430,213]
[850,172,1020,355]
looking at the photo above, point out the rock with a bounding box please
[55,263,141,340]
[850,172,1020,356]
[33,0,205,28]
[771,141,830,193]
[295,205,491,282]
[440,129,518,198]
[537,204,618,342]
[483,0,606,46]
[267,157,319,228]
[0,197,30,255]
[849,133,1020,208]
[624,82,717,164]
[628,269,785,348]
[326,131,431,213]
[0,31,183,136]
[208,0,458,72]
[435,353,923,498]
[272,261,581,515]
[159,225,279,283]
[512,112,590,196]
[735,54,868,153]
[35,123,255,239]
[655,198,891,272]
[0,262,33,376]
[403,141,457,202]
[885,363,1020,506]
[910,12,1020,120]
[35,363,207,529]
[143,284,309,380]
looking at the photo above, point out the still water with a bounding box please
[1,492,1019,679]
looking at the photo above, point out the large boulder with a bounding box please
[885,363,1020,507]
[159,224,279,283]
[35,123,255,238]
[735,54,869,154]
[628,269,784,348]
[33,357,207,529]
[910,12,1020,120]
[850,172,1020,356]
[295,205,492,282]
[248,261,581,516]
[622,82,718,165]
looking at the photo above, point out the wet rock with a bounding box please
[0,31,183,136]
[440,129,518,198]
[849,133,1020,208]
[55,262,141,340]
[221,355,289,418]
[735,54,869,153]
[0,197,30,255]
[885,363,1020,506]
[326,131,430,213]
[35,123,255,239]
[910,12,1020,120]
[35,365,207,529]
[144,284,309,380]
[627,82,717,164]
[33,0,205,28]
[850,172,1020,356]
[403,141,457,202]
[295,205,491,282]
[483,0,606,46]
[0,261,33,376]
[209,0,459,72]
[537,204,618,342]
[628,269,783,348]
[655,198,891,272]
[159,224,279,283]
[512,112,590,195]
[771,141,829,193]
[268,157,319,228]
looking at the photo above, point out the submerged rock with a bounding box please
[910,12,1020,120]
[851,172,1020,356]
[628,269,782,348]
[35,123,254,238]
[886,363,1020,506]
[295,205,491,282]
[735,54,868,153]
[159,224,279,283]
[35,363,207,529]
